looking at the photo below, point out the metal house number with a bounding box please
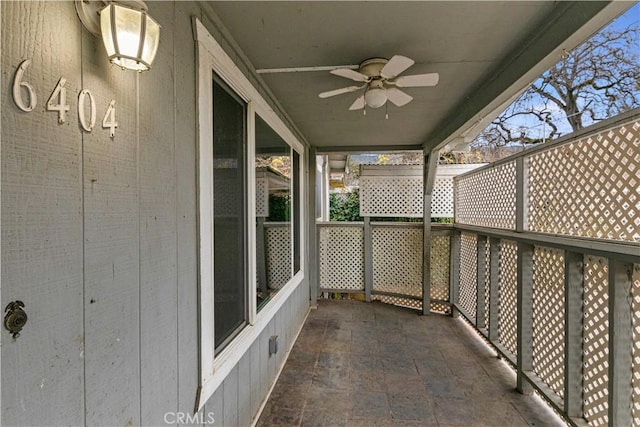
[12,59,118,137]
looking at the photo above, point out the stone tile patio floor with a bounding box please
[257,299,565,427]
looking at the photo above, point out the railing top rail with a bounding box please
[454,224,640,263]
[316,221,455,230]
[317,221,364,227]
[453,107,640,181]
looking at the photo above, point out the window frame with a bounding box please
[194,18,306,411]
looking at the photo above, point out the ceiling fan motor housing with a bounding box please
[358,58,389,78]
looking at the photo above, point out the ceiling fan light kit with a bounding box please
[364,82,387,108]
[318,55,439,113]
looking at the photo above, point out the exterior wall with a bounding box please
[1,1,309,426]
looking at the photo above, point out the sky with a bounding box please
[491,2,639,142]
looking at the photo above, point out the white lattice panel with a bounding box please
[459,233,477,319]
[431,235,451,303]
[532,246,565,399]
[499,240,518,356]
[360,176,423,217]
[432,177,454,218]
[455,161,517,229]
[214,173,242,218]
[373,295,422,310]
[256,177,269,217]
[264,225,291,289]
[583,255,609,426]
[528,119,640,242]
[319,226,365,290]
[372,226,423,297]
[632,264,640,426]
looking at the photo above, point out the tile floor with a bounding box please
[257,299,565,427]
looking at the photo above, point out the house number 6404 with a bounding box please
[12,59,118,137]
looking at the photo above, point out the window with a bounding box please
[255,115,292,310]
[195,17,306,411]
[212,75,248,353]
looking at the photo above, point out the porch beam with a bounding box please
[315,144,423,154]
[516,242,534,394]
[607,260,633,426]
[564,251,584,418]
[422,149,438,315]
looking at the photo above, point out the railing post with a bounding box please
[363,217,373,303]
[422,149,438,315]
[517,242,534,394]
[515,156,528,232]
[607,260,633,426]
[488,238,500,341]
[476,235,487,330]
[449,231,461,317]
[564,251,584,419]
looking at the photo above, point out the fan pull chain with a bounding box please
[385,102,389,119]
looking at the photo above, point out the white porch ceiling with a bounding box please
[209,1,630,151]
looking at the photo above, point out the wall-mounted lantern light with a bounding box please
[75,0,160,72]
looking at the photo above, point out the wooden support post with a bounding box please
[516,242,534,394]
[422,150,438,315]
[607,260,633,426]
[449,231,461,318]
[307,147,318,305]
[364,217,373,303]
[488,238,500,341]
[476,235,487,329]
[564,251,584,418]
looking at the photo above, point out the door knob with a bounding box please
[4,301,27,339]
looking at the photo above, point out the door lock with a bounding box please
[4,301,27,339]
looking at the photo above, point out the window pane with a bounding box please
[255,115,292,310]
[213,75,247,352]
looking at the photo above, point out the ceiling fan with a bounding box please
[318,55,439,112]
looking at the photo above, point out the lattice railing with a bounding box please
[583,256,609,426]
[455,161,517,229]
[450,110,640,427]
[498,240,518,357]
[317,222,452,313]
[459,233,478,319]
[372,225,423,300]
[532,246,565,399]
[318,224,365,291]
[264,224,291,289]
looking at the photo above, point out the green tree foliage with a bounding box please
[268,193,290,221]
[329,191,362,221]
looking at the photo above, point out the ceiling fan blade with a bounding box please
[319,85,363,98]
[386,88,413,107]
[394,73,440,88]
[380,55,415,79]
[349,95,366,110]
[330,68,369,82]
